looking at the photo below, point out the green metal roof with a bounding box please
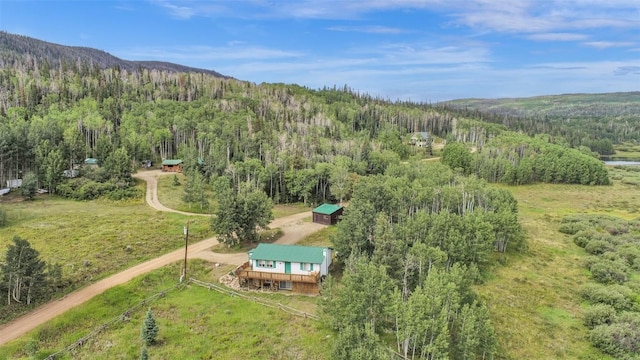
[312,203,343,215]
[249,244,328,263]
[162,159,183,165]
[84,158,98,165]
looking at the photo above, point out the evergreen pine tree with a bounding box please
[141,308,159,346]
[140,346,149,360]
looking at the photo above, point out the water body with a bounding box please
[603,161,640,166]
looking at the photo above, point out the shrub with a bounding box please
[583,304,617,329]
[573,230,597,248]
[580,283,634,311]
[56,177,139,201]
[618,244,640,270]
[559,222,588,235]
[584,239,614,256]
[107,187,142,200]
[590,313,640,357]
[589,259,629,285]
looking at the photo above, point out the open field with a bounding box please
[0,190,211,323]
[0,195,211,284]
[609,143,640,160]
[478,177,639,359]
[0,261,331,360]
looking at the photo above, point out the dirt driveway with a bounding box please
[0,170,325,346]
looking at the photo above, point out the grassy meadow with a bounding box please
[0,189,212,285]
[478,170,640,359]
[0,261,331,360]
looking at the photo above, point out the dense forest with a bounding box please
[440,92,640,153]
[0,32,460,203]
[322,163,524,358]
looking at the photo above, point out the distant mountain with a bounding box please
[438,92,640,119]
[0,31,229,78]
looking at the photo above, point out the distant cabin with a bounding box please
[410,132,431,147]
[312,203,344,225]
[235,244,333,294]
[84,158,99,167]
[162,159,183,173]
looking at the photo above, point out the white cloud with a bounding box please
[327,25,407,34]
[583,41,635,49]
[119,44,305,62]
[527,33,588,41]
[153,0,196,19]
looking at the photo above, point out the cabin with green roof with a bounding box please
[312,203,344,225]
[161,159,183,173]
[84,158,99,167]
[235,243,333,294]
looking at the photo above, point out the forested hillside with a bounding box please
[0,33,457,202]
[0,32,227,78]
[440,92,640,154]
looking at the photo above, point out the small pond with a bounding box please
[603,161,640,166]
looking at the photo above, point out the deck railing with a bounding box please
[235,262,320,284]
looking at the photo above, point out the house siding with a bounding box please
[239,244,333,295]
[252,260,323,276]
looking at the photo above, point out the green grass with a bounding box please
[0,188,213,323]
[272,203,311,218]
[156,174,215,214]
[476,178,639,359]
[0,261,332,360]
[297,226,335,247]
[0,195,212,284]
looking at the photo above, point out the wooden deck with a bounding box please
[235,262,320,284]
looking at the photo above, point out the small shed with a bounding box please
[312,203,344,225]
[162,159,183,173]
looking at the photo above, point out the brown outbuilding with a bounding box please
[162,159,183,173]
[312,203,344,225]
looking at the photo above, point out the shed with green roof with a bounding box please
[312,203,344,225]
[161,159,183,173]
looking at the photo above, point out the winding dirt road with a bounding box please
[0,170,324,346]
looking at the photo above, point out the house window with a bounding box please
[257,260,275,268]
[300,263,314,271]
[279,281,292,290]
[323,215,329,220]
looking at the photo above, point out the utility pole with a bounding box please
[182,221,189,282]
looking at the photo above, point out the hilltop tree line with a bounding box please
[321,162,525,359]
[439,92,640,153]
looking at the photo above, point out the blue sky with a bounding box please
[1,0,638,101]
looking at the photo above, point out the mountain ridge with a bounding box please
[0,31,229,78]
